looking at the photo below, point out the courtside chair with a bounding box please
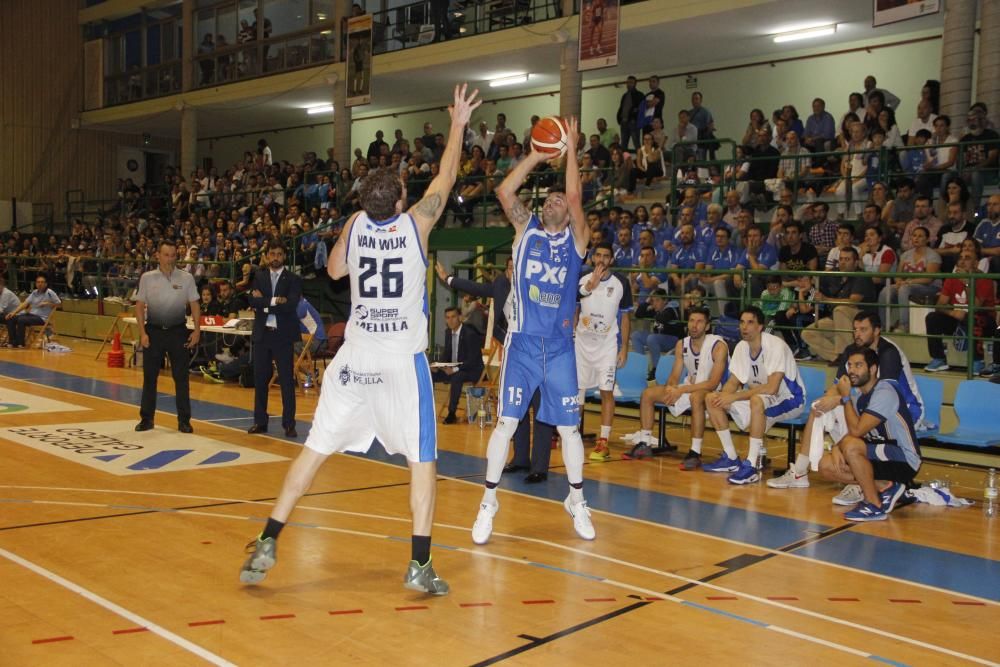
[933,380,1000,448]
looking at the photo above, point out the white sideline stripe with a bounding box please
[6,496,997,666]
[0,546,235,666]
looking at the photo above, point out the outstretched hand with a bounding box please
[565,116,579,142]
[449,83,482,127]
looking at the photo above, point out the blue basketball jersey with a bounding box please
[509,216,585,339]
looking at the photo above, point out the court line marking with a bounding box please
[5,496,997,666]
[0,546,235,666]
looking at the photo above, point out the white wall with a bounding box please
[199,34,944,168]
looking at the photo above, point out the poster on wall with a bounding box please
[346,14,373,107]
[578,0,620,72]
[873,0,940,27]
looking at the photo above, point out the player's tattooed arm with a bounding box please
[413,193,442,220]
[506,197,531,227]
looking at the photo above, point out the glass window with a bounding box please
[124,29,142,70]
[312,0,334,25]
[162,20,179,61]
[263,0,307,37]
[196,9,216,55]
[146,24,162,66]
[237,0,257,44]
[217,6,237,50]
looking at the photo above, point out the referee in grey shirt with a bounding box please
[134,239,201,433]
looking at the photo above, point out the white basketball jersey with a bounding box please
[576,272,631,338]
[730,332,804,404]
[681,334,726,386]
[345,212,428,354]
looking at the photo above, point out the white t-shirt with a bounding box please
[729,332,804,405]
[576,273,632,338]
[907,114,937,140]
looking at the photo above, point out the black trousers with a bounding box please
[6,313,44,347]
[140,325,192,425]
[254,333,296,429]
[432,368,479,415]
[925,311,981,360]
[508,389,555,475]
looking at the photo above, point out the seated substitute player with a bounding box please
[626,307,729,465]
[239,83,482,594]
[578,242,633,462]
[703,306,806,484]
[816,346,921,521]
[472,116,596,544]
[768,310,925,504]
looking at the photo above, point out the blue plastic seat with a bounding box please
[913,375,942,438]
[654,353,675,385]
[614,351,651,404]
[933,380,1000,448]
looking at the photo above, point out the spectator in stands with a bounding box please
[616,75,644,151]
[667,223,705,295]
[960,108,1000,209]
[778,220,818,273]
[825,223,861,272]
[638,75,664,135]
[832,121,870,220]
[800,247,876,362]
[917,115,959,197]
[925,247,995,374]
[773,274,816,354]
[4,274,61,348]
[741,108,770,147]
[756,273,794,328]
[608,147,632,197]
[613,224,638,267]
[634,132,665,188]
[586,133,612,169]
[367,130,388,160]
[937,200,976,272]
[803,97,836,154]
[630,246,662,303]
[596,117,617,148]
[745,127,780,206]
[880,226,941,331]
[901,195,942,250]
[935,176,975,222]
[973,194,1000,272]
[734,223,778,298]
[877,107,904,150]
[907,98,938,145]
[701,226,739,316]
[807,202,839,264]
[864,75,900,111]
[631,288,686,381]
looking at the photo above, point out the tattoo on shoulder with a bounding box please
[508,198,531,225]
[413,194,441,220]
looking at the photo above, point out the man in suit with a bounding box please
[248,244,302,437]
[433,307,484,424]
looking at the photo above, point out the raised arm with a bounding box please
[408,84,482,235]
[562,117,589,256]
[495,148,549,235]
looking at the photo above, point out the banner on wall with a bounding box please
[578,0,620,72]
[346,14,373,107]
[873,0,939,27]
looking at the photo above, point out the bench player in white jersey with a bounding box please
[239,84,481,594]
[472,116,595,544]
[577,242,632,463]
[704,306,806,485]
[627,307,729,468]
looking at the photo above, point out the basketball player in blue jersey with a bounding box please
[239,84,481,594]
[472,117,596,544]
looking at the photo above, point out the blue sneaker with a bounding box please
[703,453,741,473]
[727,459,760,485]
[879,482,906,513]
[972,360,985,376]
[844,501,887,522]
[925,359,949,373]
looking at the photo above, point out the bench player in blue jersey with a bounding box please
[472,117,596,544]
[239,84,482,594]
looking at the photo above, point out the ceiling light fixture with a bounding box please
[772,24,836,43]
[305,104,334,115]
[489,73,529,87]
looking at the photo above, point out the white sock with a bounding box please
[600,424,611,440]
[639,429,652,445]
[717,430,737,459]
[691,437,703,454]
[482,486,498,505]
[568,485,585,504]
[558,424,585,485]
[747,437,764,468]
[793,453,810,475]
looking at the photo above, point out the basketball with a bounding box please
[530,116,570,157]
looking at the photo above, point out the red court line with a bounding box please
[260,614,296,620]
[585,597,616,602]
[953,600,987,606]
[32,636,74,644]
[828,597,860,602]
[522,599,555,605]
[329,609,364,615]
[767,596,799,601]
[889,599,922,604]
[112,627,149,635]
[706,596,738,601]
[395,606,428,612]
[644,597,664,601]
[459,602,493,608]
[201,541,213,545]
[188,619,226,627]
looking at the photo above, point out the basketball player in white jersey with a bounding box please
[471,116,594,544]
[703,306,806,485]
[239,84,481,594]
[628,307,729,468]
[577,242,632,462]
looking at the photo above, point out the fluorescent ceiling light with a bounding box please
[489,74,528,87]
[305,104,334,115]
[773,24,836,43]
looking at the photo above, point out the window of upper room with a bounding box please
[312,0,335,26]
[263,0,308,37]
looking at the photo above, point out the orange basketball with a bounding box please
[530,116,569,157]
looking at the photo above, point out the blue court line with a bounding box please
[2,360,998,602]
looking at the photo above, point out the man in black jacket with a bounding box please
[436,258,555,483]
[248,245,303,437]
[434,307,485,423]
[616,75,645,152]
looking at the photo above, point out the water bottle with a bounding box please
[985,468,998,518]
[477,408,487,429]
[755,447,766,476]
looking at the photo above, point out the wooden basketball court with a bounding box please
[1,341,998,666]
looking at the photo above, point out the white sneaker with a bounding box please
[767,468,810,489]
[620,430,642,443]
[563,496,596,540]
[833,484,863,506]
[216,351,235,363]
[471,501,499,545]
